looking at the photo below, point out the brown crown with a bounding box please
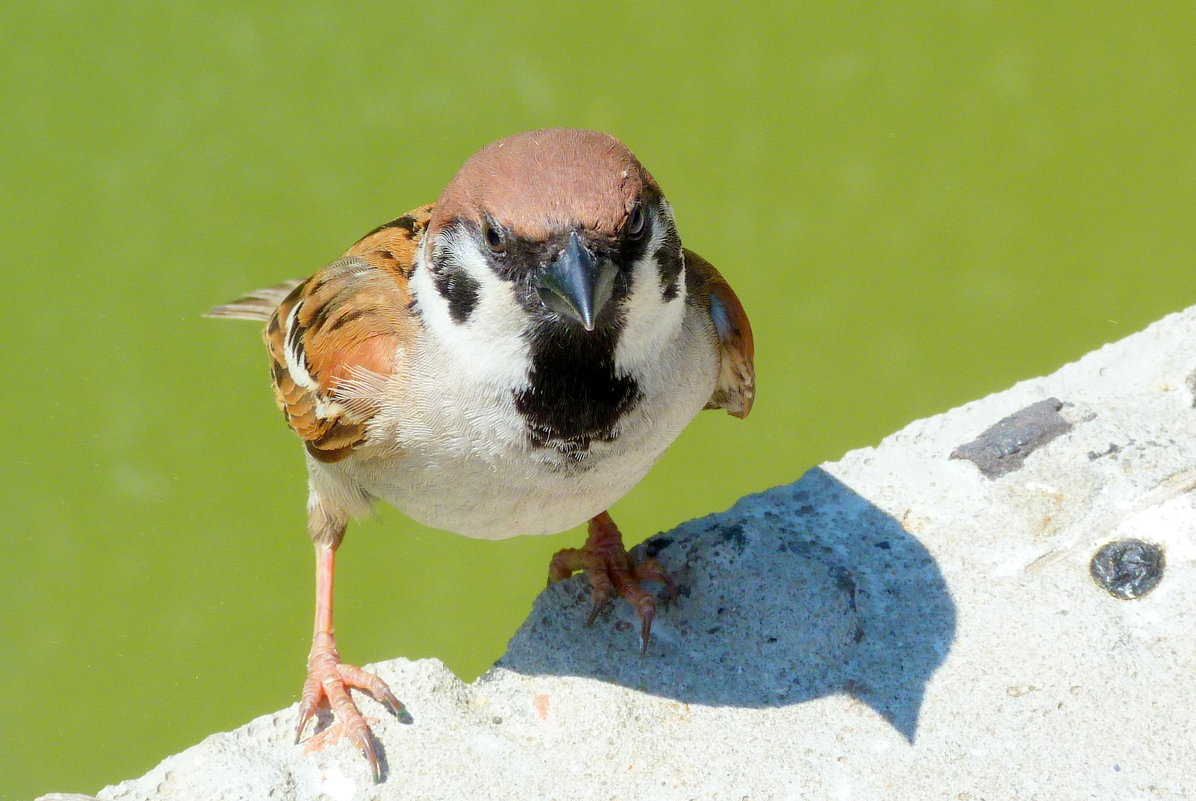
[428,128,661,243]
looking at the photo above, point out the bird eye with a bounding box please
[626,204,646,240]
[483,219,506,253]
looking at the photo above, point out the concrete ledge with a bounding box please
[43,306,1196,800]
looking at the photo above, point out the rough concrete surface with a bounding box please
[40,306,1196,800]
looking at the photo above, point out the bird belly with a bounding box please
[372,449,655,538]
[355,383,707,538]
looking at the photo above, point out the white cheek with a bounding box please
[614,216,687,376]
[412,235,533,389]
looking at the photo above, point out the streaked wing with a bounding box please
[209,206,432,461]
[685,248,755,418]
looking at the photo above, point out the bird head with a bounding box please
[413,128,688,382]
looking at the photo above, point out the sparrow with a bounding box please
[207,128,754,781]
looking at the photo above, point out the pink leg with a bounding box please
[294,544,410,782]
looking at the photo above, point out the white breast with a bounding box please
[315,305,718,540]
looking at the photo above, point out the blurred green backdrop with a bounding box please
[3,2,1195,798]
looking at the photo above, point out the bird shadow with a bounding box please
[494,467,956,742]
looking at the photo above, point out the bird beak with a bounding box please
[534,231,617,331]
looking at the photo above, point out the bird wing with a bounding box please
[685,249,756,418]
[207,205,432,462]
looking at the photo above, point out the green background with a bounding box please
[3,2,1195,798]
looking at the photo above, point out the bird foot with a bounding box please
[295,633,411,783]
[548,511,676,654]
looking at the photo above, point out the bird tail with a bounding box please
[204,279,303,321]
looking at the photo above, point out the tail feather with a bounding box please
[204,279,303,321]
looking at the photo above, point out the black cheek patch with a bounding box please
[433,267,481,324]
[656,244,682,302]
[654,228,683,302]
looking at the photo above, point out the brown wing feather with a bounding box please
[213,206,432,462]
[685,248,755,418]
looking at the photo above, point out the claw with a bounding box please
[378,685,414,724]
[634,558,677,608]
[637,597,657,655]
[348,725,383,784]
[295,671,322,743]
[295,697,317,744]
[586,594,610,627]
[548,511,675,654]
[296,645,405,781]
